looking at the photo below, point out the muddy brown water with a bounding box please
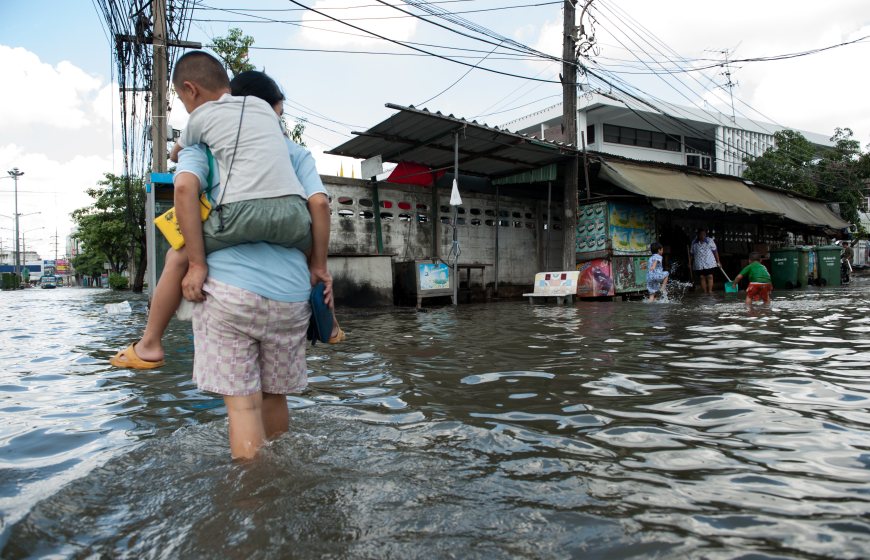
[2,282,870,558]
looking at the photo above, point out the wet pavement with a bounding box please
[2,281,870,558]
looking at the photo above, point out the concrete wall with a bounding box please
[322,177,565,292]
[328,254,394,307]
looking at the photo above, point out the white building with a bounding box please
[502,92,832,178]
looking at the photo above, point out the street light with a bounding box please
[6,167,24,277]
[0,209,40,276]
[19,226,45,265]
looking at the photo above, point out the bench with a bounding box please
[523,271,580,305]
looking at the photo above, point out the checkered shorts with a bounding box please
[192,278,310,396]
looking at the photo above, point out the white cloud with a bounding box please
[521,1,870,143]
[0,45,103,129]
[0,144,117,260]
[298,0,418,47]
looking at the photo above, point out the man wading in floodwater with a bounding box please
[689,228,721,295]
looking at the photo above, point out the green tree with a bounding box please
[743,129,819,196]
[815,128,868,228]
[71,250,105,278]
[211,28,255,77]
[286,118,306,147]
[71,173,147,292]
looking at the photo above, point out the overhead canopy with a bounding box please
[598,160,778,215]
[751,186,849,230]
[491,163,558,185]
[328,104,575,178]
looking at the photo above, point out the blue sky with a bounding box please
[1,0,868,258]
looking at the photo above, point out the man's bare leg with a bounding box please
[225,393,266,460]
[134,248,188,363]
[261,393,289,440]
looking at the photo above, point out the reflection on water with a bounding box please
[3,283,870,558]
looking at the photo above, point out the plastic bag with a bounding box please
[104,301,132,314]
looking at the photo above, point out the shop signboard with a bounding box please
[576,259,615,297]
[418,262,451,291]
[612,256,649,292]
[608,203,655,255]
[575,202,608,253]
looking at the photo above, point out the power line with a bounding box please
[476,93,562,118]
[192,0,561,23]
[282,0,563,83]
[195,0,478,11]
[416,40,502,106]
[243,44,542,61]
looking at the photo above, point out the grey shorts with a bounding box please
[203,195,312,254]
[192,278,310,396]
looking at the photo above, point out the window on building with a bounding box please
[586,124,595,144]
[685,137,714,155]
[686,154,712,171]
[603,123,681,152]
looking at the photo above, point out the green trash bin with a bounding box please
[796,247,811,288]
[770,248,800,289]
[814,245,842,286]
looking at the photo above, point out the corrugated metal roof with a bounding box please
[328,104,576,178]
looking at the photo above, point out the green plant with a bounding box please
[108,272,129,290]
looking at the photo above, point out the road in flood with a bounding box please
[2,281,870,558]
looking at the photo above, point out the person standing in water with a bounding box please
[689,228,720,294]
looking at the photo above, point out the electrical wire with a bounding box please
[282,0,564,83]
[416,40,502,106]
[191,1,561,24]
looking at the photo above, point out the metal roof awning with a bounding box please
[328,104,575,178]
[750,186,849,230]
[598,160,779,215]
[491,164,558,185]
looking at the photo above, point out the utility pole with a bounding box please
[115,1,200,293]
[561,0,579,272]
[145,0,168,293]
[51,228,60,262]
[6,167,23,281]
[719,48,737,123]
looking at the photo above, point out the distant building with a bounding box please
[502,92,833,178]
[66,228,80,259]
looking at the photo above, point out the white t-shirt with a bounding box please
[180,93,306,204]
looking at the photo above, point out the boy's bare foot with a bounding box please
[133,339,165,363]
[328,321,346,344]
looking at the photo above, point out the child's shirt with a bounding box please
[176,139,327,303]
[738,261,771,283]
[180,94,306,204]
[648,253,665,278]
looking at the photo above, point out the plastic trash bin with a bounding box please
[814,245,842,286]
[796,247,811,288]
[770,247,800,289]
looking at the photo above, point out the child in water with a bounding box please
[646,242,669,301]
[732,252,773,305]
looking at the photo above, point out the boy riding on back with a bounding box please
[110,52,323,369]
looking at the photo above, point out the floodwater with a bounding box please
[2,281,870,559]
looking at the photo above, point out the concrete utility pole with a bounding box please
[152,0,168,175]
[145,0,168,292]
[116,1,200,292]
[561,0,579,272]
[7,167,24,279]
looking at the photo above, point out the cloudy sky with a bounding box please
[1,0,868,259]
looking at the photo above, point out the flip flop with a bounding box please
[328,327,346,344]
[109,343,165,370]
[307,282,334,345]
